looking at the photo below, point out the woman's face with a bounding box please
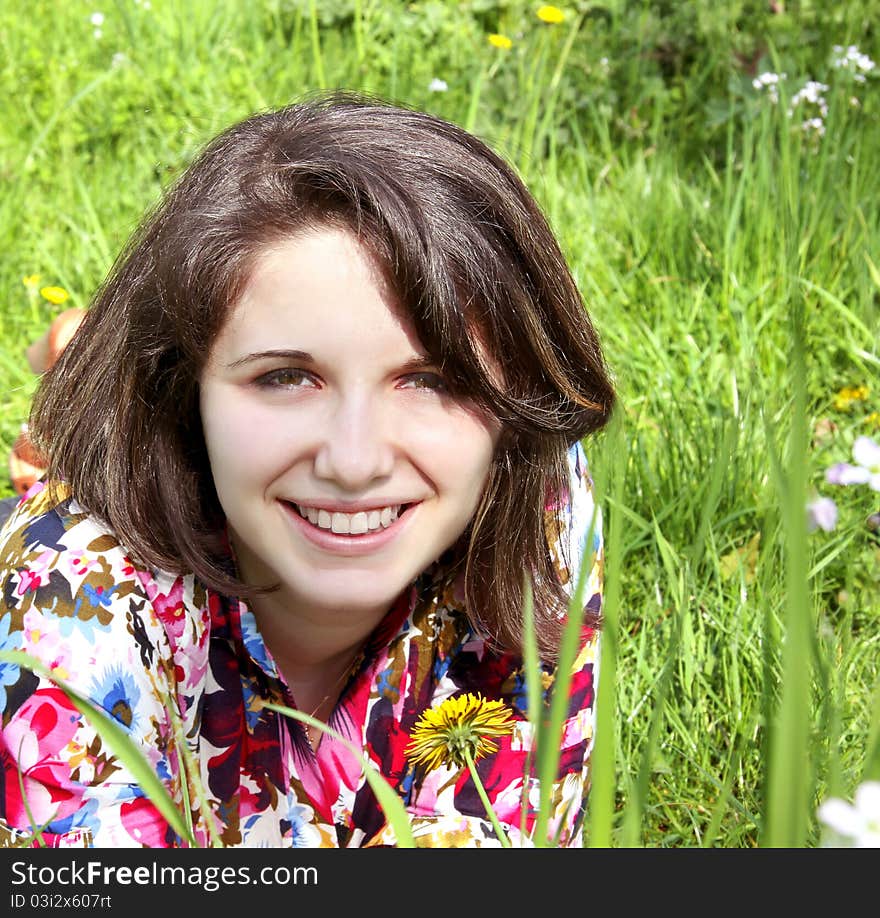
[199,226,500,625]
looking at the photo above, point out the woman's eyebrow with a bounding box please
[225,350,438,371]
[225,349,312,369]
[398,354,437,373]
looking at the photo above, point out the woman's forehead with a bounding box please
[209,228,428,361]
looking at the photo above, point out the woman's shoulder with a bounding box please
[0,480,210,677]
[1,480,148,597]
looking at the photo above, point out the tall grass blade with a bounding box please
[532,501,598,846]
[761,313,813,847]
[588,415,625,848]
[619,519,685,847]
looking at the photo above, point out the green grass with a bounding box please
[1,0,878,848]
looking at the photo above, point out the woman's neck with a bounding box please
[247,590,384,744]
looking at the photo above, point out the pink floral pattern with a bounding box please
[0,443,602,848]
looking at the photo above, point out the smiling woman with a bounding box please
[0,91,615,848]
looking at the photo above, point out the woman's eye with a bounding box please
[401,372,447,392]
[254,368,315,389]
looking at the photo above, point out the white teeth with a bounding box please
[331,512,350,534]
[349,512,368,534]
[294,503,404,534]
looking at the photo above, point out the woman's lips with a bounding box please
[280,500,418,555]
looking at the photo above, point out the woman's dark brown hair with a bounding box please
[31,90,615,661]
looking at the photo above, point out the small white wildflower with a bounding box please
[428,78,448,93]
[832,44,875,76]
[806,496,837,532]
[818,781,880,847]
[753,71,780,88]
[826,436,880,491]
[90,11,104,26]
[789,80,829,128]
[753,71,785,104]
[112,52,127,68]
[791,80,829,107]
[93,28,102,40]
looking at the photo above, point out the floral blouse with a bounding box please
[0,442,603,848]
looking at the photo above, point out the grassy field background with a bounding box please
[1,0,878,847]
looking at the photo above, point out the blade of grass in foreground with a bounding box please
[0,650,198,847]
[863,677,880,783]
[760,320,813,847]
[587,412,625,848]
[759,82,814,845]
[520,574,541,842]
[531,502,598,847]
[619,519,685,848]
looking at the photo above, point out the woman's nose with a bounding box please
[312,393,395,488]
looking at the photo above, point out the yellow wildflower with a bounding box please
[22,274,41,288]
[833,384,869,411]
[406,693,516,772]
[488,33,513,50]
[40,285,69,305]
[537,4,565,23]
[866,412,880,429]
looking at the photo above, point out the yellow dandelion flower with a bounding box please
[536,4,565,24]
[40,285,69,305]
[866,412,880,429]
[406,692,516,772]
[488,33,513,50]
[22,274,41,288]
[833,384,869,411]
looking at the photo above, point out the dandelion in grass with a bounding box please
[22,274,40,289]
[536,5,565,24]
[40,286,69,305]
[406,693,515,772]
[818,781,880,847]
[407,693,516,847]
[806,496,838,533]
[867,412,880,430]
[488,33,512,50]
[832,384,869,411]
[826,436,880,491]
